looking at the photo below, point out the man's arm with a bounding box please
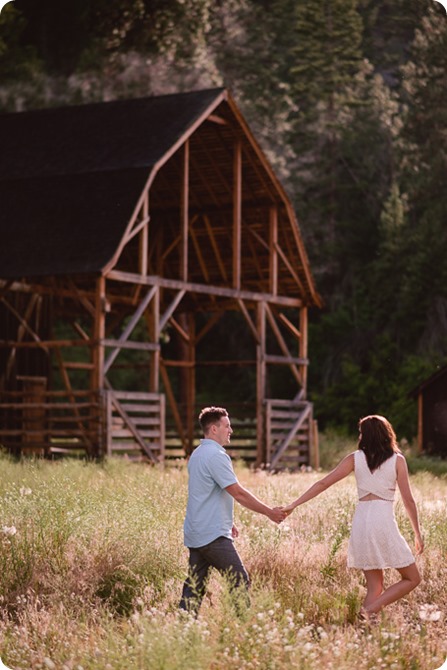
[225,482,286,523]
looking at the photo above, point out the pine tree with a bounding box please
[396,5,447,353]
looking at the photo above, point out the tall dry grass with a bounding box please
[0,447,445,670]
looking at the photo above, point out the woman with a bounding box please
[283,415,424,619]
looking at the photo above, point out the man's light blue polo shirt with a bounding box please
[184,438,238,548]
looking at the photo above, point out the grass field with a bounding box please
[0,443,445,670]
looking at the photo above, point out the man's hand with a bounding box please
[268,506,288,524]
[232,524,239,538]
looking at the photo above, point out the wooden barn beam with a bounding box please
[54,346,94,452]
[256,301,266,466]
[181,140,189,282]
[278,312,301,340]
[72,321,90,341]
[233,140,242,290]
[248,226,270,251]
[274,241,306,294]
[106,270,303,307]
[269,206,278,296]
[68,279,96,318]
[189,226,210,283]
[160,360,187,450]
[104,285,157,375]
[159,290,186,333]
[0,339,90,349]
[265,303,302,387]
[170,317,190,343]
[207,114,228,125]
[417,393,423,453]
[189,156,222,208]
[203,215,228,283]
[1,294,47,387]
[177,312,196,455]
[145,284,160,393]
[299,307,308,396]
[139,193,149,277]
[196,134,232,199]
[92,276,106,399]
[237,299,260,344]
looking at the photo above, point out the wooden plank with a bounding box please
[203,215,229,283]
[139,198,149,277]
[181,140,189,282]
[104,285,157,375]
[265,303,302,387]
[54,347,94,451]
[256,301,266,466]
[269,404,312,470]
[269,206,278,295]
[265,354,308,365]
[145,284,160,394]
[0,339,90,348]
[300,307,308,395]
[160,361,186,450]
[159,290,186,333]
[237,299,260,344]
[106,270,303,308]
[108,390,158,463]
[278,312,301,340]
[115,402,160,413]
[63,362,94,370]
[105,392,113,456]
[233,140,242,290]
[418,393,423,453]
[111,429,161,439]
[111,391,162,401]
[68,279,96,318]
[274,241,306,294]
[102,339,159,352]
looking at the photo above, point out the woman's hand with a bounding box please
[415,532,424,555]
[281,503,296,515]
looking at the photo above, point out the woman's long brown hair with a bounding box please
[358,415,401,472]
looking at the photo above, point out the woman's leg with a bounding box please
[364,562,421,614]
[362,569,384,609]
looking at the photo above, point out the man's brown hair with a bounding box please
[198,406,228,434]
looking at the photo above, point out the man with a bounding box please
[179,406,286,614]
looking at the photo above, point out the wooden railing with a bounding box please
[105,390,165,462]
[0,389,101,456]
[266,399,318,471]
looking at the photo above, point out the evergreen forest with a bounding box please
[1,0,447,439]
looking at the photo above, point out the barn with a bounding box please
[0,88,321,469]
[411,365,447,457]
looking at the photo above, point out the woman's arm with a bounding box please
[396,454,424,554]
[283,453,355,514]
[225,482,286,523]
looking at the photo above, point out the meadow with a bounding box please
[0,438,445,670]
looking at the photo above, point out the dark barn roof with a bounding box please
[0,89,225,278]
[0,88,320,307]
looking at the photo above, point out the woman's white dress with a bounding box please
[347,450,415,570]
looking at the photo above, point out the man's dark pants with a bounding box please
[179,536,250,614]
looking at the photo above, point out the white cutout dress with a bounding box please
[347,450,415,570]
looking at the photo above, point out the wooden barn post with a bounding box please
[256,300,266,466]
[92,275,106,455]
[299,306,308,396]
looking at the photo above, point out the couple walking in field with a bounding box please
[180,406,424,621]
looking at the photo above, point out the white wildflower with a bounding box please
[418,604,443,622]
[2,526,17,536]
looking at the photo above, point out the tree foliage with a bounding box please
[1,0,446,437]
